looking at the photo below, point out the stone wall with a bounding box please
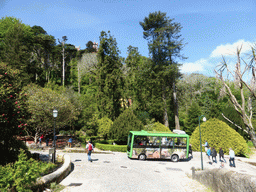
[192,167,256,192]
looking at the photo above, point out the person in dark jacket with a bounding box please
[219,147,226,163]
[189,144,193,157]
[211,147,217,163]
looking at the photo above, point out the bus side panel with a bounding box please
[132,147,161,159]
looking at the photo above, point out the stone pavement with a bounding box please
[59,152,207,192]
[30,147,256,192]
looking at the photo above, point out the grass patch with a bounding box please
[50,182,65,192]
[95,143,127,152]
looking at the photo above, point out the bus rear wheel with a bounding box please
[138,154,146,161]
[171,154,179,162]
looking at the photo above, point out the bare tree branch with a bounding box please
[221,113,248,134]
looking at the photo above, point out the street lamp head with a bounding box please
[53,109,58,118]
[202,117,207,122]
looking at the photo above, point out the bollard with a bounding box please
[192,167,195,180]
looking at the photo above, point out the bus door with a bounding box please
[160,136,174,159]
[145,136,161,159]
[173,137,187,159]
[131,135,148,159]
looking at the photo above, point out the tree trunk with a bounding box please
[173,82,180,130]
[78,66,80,94]
[162,87,169,128]
[34,132,39,144]
[62,46,65,87]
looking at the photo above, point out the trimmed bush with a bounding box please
[144,122,172,132]
[110,109,144,144]
[97,117,113,140]
[190,118,248,156]
[95,143,127,152]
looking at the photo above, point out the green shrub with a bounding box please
[0,149,56,192]
[144,122,172,132]
[95,143,127,152]
[110,109,144,144]
[190,118,248,156]
[97,117,113,140]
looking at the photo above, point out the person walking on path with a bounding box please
[189,144,193,157]
[219,147,226,163]
[39,134,44,145]
[45,135,50,146]
[211,147,217,163]
[204,140,209,153]
[207,147,211,162]
[68,137,73,148]
[86,141,94,162]
[229,148,236,167]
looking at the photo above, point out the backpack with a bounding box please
[88,144,93,151]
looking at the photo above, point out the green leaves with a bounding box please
[110,109,144,144]
[25,84,80,136]
[190,118,248,156]
[96,31,123,121]
[0,149,56,191]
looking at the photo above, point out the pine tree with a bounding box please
[184,101,201,135]
[140,11,186,129]
[96,31,123,121]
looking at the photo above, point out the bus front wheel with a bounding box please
[171,154,179,162]
[138,154,146,161]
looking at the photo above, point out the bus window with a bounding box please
[174,137,187,148]
[161,136,173,148]
[133,136,147,147]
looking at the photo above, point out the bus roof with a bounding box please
[129,130,189,137]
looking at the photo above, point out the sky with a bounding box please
[1,0,256,77]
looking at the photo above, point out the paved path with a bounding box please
[59,152,207,192]
[31,148,256,192]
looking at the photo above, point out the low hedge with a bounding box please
[95,143,127,152]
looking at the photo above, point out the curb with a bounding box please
[36,154,71,189]
[63,147,114,154]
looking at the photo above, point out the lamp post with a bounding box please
[53,109,58,163]
[199,115,206,170]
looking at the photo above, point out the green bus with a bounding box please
[127,130,189,162]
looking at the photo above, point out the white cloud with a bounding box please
[180,59,208,73]
[210,39,252,58]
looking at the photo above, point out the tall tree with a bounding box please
[0,17,33,84]
[77,53,97,93]
[58,36,68,87]
[96,31,123,121]
[30,25,56,85]
[140,11,186,129]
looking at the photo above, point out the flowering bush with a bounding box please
[0,62,29,164]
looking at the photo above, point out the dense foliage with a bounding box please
[0,149,56,192]
[190,118,248,156]
[109,109,144,144]
[96,31,124,121]
[0,63,30,164]
[1,13,256,166]
[144,122,172,132]
[24,84,80,142]
[97,117,113,140]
